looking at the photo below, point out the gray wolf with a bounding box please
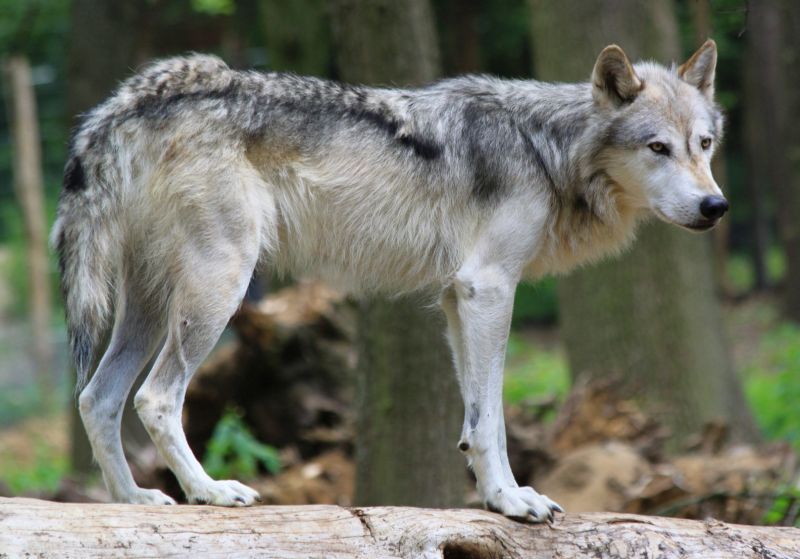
[52,40,725,521]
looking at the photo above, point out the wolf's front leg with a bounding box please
[442,266,562,523]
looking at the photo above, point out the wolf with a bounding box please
[52,40,725,522]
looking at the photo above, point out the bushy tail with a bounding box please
[52,153,118,392]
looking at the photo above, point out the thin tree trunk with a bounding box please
[4,55,54,410]
[329,0,465,508]
[529,0,760,444]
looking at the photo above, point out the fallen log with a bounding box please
[1,498,798,558]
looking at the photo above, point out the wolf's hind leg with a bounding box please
[134,243,261,506]
[78,292,172,504]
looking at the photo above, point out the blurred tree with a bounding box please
[777,0,800,323]
[66,0,152,475]
[688,0,732,295]
[4,52,54,409]
[529,0,759,443]
[438,0,481,75]
[329,0,465,507]
[742,1,782,292]
[260,0,331,75]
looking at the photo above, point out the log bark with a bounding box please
[1,498,798,558]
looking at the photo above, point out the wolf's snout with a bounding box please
[699,195,729,220]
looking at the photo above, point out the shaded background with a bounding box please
[0,0,798,526]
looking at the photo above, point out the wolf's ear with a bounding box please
[592,45,643,106]
[678,39,717,99]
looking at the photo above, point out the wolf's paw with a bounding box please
[123,488,177,505]
[485,485,563,523]
[188,480,261,507]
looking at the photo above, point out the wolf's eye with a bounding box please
[700,137,712,150]
[648,142,669,155]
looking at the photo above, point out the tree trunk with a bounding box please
[260,0,331,76]
[688,0,732,295]
[529,0,760,444]
[2,498,798,558]
[66,0,152,476]
[328,0,465,508]
[4,55,54,410]
[440,0,482,75]
[743,1,785,293]
[777,1,800,323]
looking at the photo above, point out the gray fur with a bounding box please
[52,41,725,518]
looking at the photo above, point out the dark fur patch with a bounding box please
[63,156,86,192]
[573,195,589,212]
[469,403,480,429]
[132,82,241,121]
[464,103,506,203]
[472,156,501,201]
[398,134,441,160]
[516,125,556,192]
[55,228,67,278]
[119,76,442,162]
[327,103,441,160]
[525,107,585,153]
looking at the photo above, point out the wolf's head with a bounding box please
[592,40,727,232]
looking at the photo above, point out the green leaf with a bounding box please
[202,407,281,480]
[191,0,235,16]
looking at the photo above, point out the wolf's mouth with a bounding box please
[683,219,717,232]
[653,208,718,232]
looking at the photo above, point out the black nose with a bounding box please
[699,195,729,220]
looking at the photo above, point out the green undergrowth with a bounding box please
[741,320,800,527]
[762,486,800,527]
[504,333,570,415]
[512,278,559,326]
[0,438,67,495]
[726,247,786,296]
[202,407,281,480]
[743,322,800,452]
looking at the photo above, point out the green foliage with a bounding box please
[191,0,235,16]
[0,438,67,494]
[0,0,70,58]
[0,0,70,244]
[762,487,800,527]
[726,247,786,295]
[202,408,281,480]
[744,323,800,451]
[512,278,559,326]
[504,333,570,412]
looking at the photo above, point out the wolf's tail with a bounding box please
[51,146,120,392]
